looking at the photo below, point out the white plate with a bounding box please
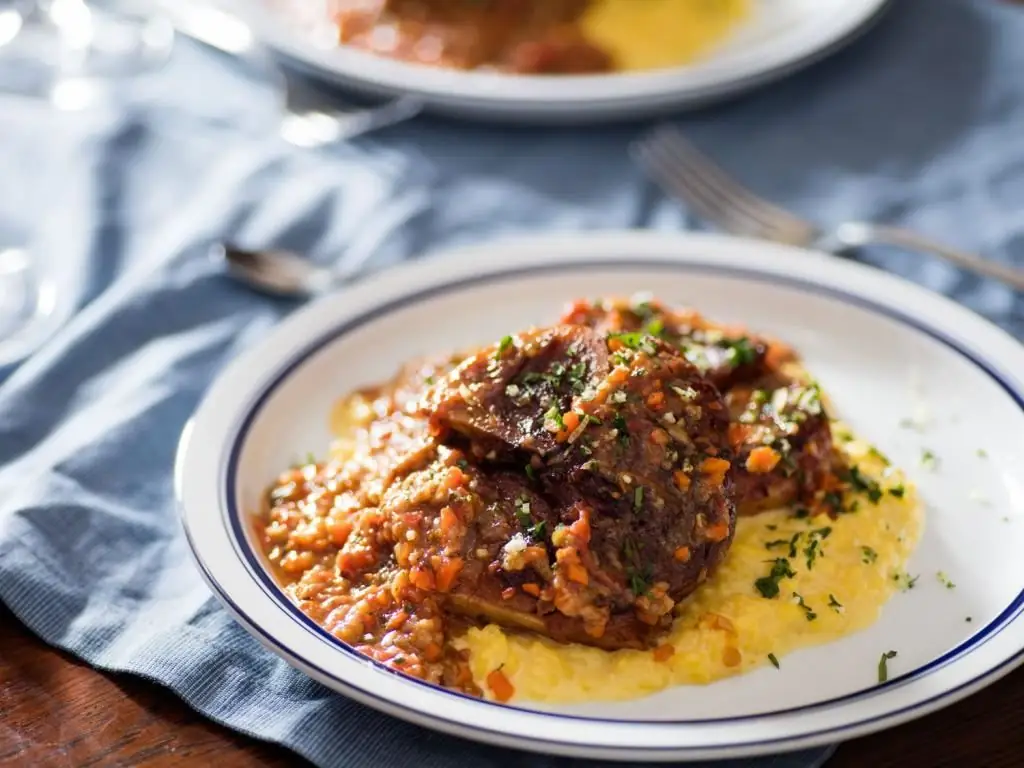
[218,0,892,122]
[176,231,1024,762]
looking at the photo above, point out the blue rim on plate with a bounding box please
[188,258,1024,752]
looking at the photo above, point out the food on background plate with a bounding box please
[322,0,751,74]
[258,295,921,703]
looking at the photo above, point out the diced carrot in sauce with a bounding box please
[566,562,589,585]
[423,642,443,662]
[649,428,669,446]
[700,457,731,487]
[444,466,467,490]
[608,337,625,352]
[561,411,580,433]
[487,669,516,702]
[409,566,435,591]
[434,557,463,592]
[653,644,675,662]
[607,367,629,386]
[674,546,691,562]
[705,522,730,542]
[439,506,459,536]
[673,470,691,491]
[501,587,517,600]
[521,583,541,597]
[745,446,781,474]
[568,507,592,544]
[385,610,409,631]
[727,423,752,450]
[646,391,665,408]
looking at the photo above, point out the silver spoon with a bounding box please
[215,243,351,298]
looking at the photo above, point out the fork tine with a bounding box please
[631,137,774,239]
[651,126,807,228]
[635,126,816,241]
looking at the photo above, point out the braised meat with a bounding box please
[331,0,613,74]
[559,296,839,515]
[424,324,736,646]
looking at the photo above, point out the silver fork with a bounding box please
[631,125,1024,292]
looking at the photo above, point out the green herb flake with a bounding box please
[754,558,796,599]
[767,653,780,669]
[828,594,843,611]
[966,616,973,623]
[977,448,988,458]
[792,592,817,621]
[920,448,938,470]
[496,335,513,358]
[888,484,906,498]
[613,413,630,445]
[304,452,317,466]
[867,446,891,466]
[514,496,532,530]
[525,464,537,481]
[627,564,654,597]
[937,571,956,589]
[633,486,645,512]
[846,466,883,504]
[723,337,758,366]
[878,650,898,683]
[893,571,919,591]
[861,546,878,564]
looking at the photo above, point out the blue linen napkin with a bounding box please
[1,0,1022,766]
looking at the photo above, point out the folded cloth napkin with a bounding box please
[1,0,1022,766]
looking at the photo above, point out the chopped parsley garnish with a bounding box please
[496,335,513,358]
[828,594,843,611]
[622,536,641,565]
[544,404,565,431]
[525,463,537,481]
[633,486,645,512]
[792,505,810,520]
[723,337,758,366]
[514,496,532,529]
[977,448,988,458]
[304,452,317,466]
[878,650,898,682]
[765,524,778,531]
[627,564,654,597]
[613,413,630,445]
[803,528,831,569]
[767,653,780,669]
[966,617,973,623]
[846,466,883,504]
[893,571,919,591]
[937,571,956,589]
[529,520,547,540]
[920,448,938,470]
[765,533,801,558]
[609,331,655,354]
[888,484,906,498]
[754,558,795,599]
[792,592,817,621]
[457,459,469,470]
[861,546,878,564]
[867,446,891,465]
[644,317,665,338]
[821,490,845,515]
[424,375,435,385]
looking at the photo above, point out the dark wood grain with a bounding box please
[2,604,1023,767]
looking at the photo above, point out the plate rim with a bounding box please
[222,0,892,119]
[177,231,1024,760]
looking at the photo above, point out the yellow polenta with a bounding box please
[579,0,752,72]
[455,428,922,704]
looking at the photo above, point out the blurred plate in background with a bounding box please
[209,0,891,123]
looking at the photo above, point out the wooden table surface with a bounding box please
[2,604,1023,767]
